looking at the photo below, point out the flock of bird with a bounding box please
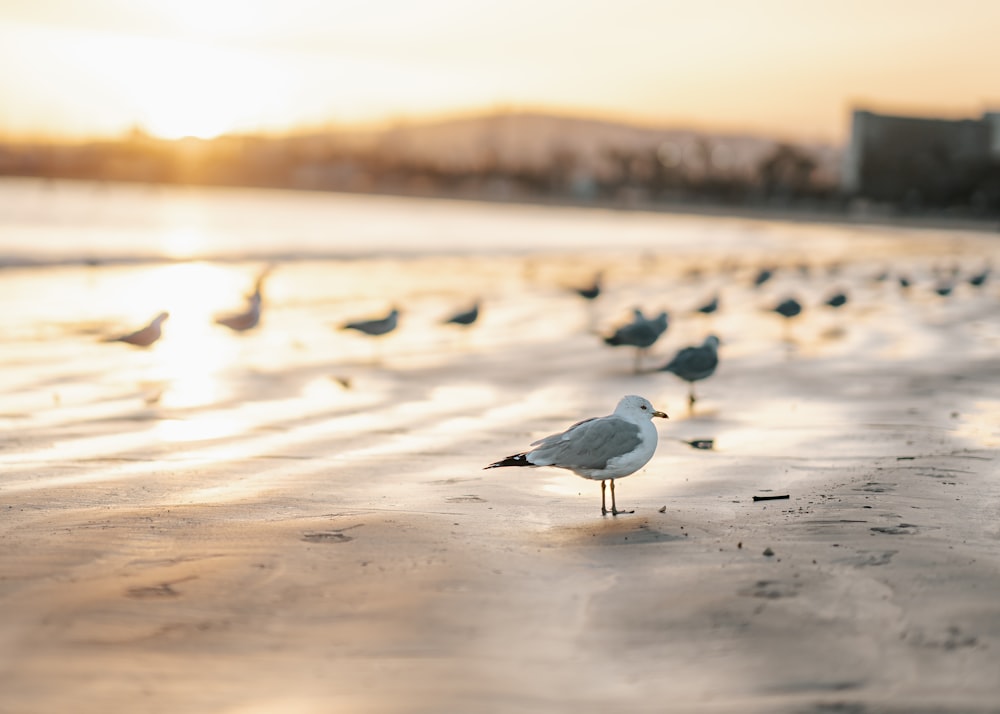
[101,265,480,348]
[103,261,992,389]
[486,259,992,514]
[97,256,992,516]
[581,258,992,411]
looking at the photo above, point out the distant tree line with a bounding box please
[0,132,849,217]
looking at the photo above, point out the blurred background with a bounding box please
[1,0,999,220]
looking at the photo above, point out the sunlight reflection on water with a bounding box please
[0,180,998,506]
[152,416,247,443]
[953,401,1000,448]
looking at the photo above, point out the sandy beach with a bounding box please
[1,181,999,713]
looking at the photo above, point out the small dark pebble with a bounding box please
[763,547,774,557]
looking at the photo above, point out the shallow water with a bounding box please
[1,178,998,491]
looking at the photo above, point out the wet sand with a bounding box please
[1,217,999,713]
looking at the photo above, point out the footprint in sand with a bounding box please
[870,523,919,535]
[302,531,355,543]
[125,576,197,599]
[741,579,800,599]
[856,482,895,493]
[837,550,897,567]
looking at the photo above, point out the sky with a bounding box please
[1,0,998,144]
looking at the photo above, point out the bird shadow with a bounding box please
[547,517,685,547]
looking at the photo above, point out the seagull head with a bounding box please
[616,394,668,420]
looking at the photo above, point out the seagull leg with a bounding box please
[688,384,697,412]
[610,479,634,516]
[601,480,608,516]
[586,304,598,334]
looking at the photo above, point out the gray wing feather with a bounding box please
[528,416,641,470]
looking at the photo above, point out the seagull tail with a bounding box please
[484,453,532,470]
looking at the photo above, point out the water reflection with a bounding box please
[952,401,1000,448]
[152,416,246,443]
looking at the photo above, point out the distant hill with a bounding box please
[336,111,842,181]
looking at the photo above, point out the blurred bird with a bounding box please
[656,335,720,411]
[443,302,480,327]
[604,309,669,373]
[215,267,271,333]
[898,275,912,289]
[573,272,603,301]
[770,297,802,343]
[753,267,774,288]
[825,291,848,308]
[694,293,719,315]
[341,307,399,337]
[104,311,169,347]
[676,437,715,450]
[968,266,990,288]
[216,292,261,332]
[772,297,802,319]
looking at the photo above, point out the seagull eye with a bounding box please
[640,405,647,410]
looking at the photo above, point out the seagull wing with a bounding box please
[528,416,641,470]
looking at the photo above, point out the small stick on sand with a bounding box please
[752,494,790,502]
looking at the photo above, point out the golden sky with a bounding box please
[1,0,998,143]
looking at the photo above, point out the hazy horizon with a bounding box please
[2,1,999,144]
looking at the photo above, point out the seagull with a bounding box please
[573,272,603,301]
[104,312,169,347]
[772,298,802,319]
[215,267,271,333]
[934,282,954,297]
[216,292,261,332]
[968,266,990,288]
[216,293,261,332]
[485,395,668,516]
[825,292,848,308]
[603,309,669,373]
[753,267,774,288]
[443,302,480,327]
[657,335,720,410]
[341,308,399,337]
[694,294,719,315]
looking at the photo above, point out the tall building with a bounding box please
[843,108,1000,212]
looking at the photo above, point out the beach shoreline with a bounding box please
[1,189,999,713]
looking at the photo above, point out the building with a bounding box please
[843,109,1000,212]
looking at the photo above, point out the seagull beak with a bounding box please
[653,410,668,419]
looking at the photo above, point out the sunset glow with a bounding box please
[1,0,998,142]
